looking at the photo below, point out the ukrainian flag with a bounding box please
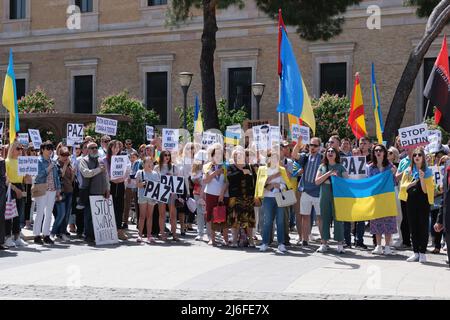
[371,63,384,144]
[193,95,203,134]
[331,170,398,222]
[2,49,20,143]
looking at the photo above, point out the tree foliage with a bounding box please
[18,87,56,114]
[405,0,441,17]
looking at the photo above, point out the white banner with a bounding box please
[67,123,84,146]
[89,196,119,245]
[162,128,179,152]
[17,156,39,176]
[17,133,29,146]
[110,155,129,179]
[291,124,310,143]
[95,117,118,136]
[269,126,281,148]
[432,165,445,188]
[253,125,270,151]
[398,124,429,149]
[28,129,42,149]
[425,130,442,154]
[146,126,154,142]
[341,156,367,179]
[202,131,223,149]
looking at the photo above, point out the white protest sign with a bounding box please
[28,129,42,149]
[17,156,39,176]
[202,131,223,148]
[95,117,118,136]
[225,125,241,145]
[162,128,179,152]
[341,156,367,179]
[432,166,445,188]
[89,196,119,245]
[67,123,84,146]
[160,175,185,194]
[253,125,270,151]
[269,126,281,148]
[143,180,161,202]
[398,124,429,149]
[425,130,442,154]
[146,126,154,142]
[291,124,310,144]
[17,133,29,146]
[110,155,129,179]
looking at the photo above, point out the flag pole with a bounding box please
[423,100,431,123]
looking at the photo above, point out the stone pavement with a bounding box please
[1,226,449,300]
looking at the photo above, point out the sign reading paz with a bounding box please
[17,156,39,176]
[398,124,429,149]
[67,123,84,146]
[110,155,128,179]
[143,175,185,203]
[89,196,119,245]
[95,117,118,136]
[341,156,367,179]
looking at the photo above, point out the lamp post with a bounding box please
[252,82,265,120]
[179,72,193,130]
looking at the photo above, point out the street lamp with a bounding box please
[179,72,193,130]
[252,82,265,120]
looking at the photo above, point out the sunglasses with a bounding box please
[309,144,319,148]
[413,153,423,158]
[374,149,384,153]
[327,149,336,153]
[89,147,98,150]
[61,154,70,157]
[16,147,24,151]
[44,146,54,151]
[164,154,171,158]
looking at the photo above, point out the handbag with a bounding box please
[275,189,297,208]
[212,203,227,223]
[187,197,197,213]
[31,183,47,198]
[5,184,19,220]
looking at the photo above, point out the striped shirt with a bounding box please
[298,153,322,197]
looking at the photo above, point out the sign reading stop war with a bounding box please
[341,156,367,179]
[398,124,429,149]
[89,196,119,245]
[67,123,84,146]
[143,175,185,203]
[95,117,118,136]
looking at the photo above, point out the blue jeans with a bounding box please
[51,193,73,236]
[262,197,285,246]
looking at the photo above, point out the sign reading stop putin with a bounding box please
[398,124,429,149]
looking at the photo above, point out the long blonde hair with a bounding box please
[7,141,22,160]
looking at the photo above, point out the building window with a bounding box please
[320,62,347,97]
[146,72,168,125]
[228,67,252,117]
[148,0,167,5]
[10,0,26,19]
[15,78,25,100]
[75,0,93,13]
[74,75,93,113]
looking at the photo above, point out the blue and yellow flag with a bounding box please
[2,49,20,143]
[331,170,398,222]
[371,63,384,144]
[193,95,203,134]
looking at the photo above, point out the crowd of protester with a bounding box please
[0,132,449,267]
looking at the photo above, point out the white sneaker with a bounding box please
[259,244,269,252]
[336,244,345,254]
[278,244,287,253]
[195,235,202,241]
[61,234,70,242]
[372,245,383,255]
[316,244,327,253]
[384,246,394,255]
[419,253,427,263]
[406,253,419,262]
[14,238,28,247]
[4,237,16,248]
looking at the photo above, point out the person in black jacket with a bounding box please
[435,165,450,266]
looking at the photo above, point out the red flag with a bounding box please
[424,36,450,130]
[277,9,286,76]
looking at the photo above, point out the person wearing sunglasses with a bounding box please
[385,146,403,247]
[98,135,111,158]
[367,144,398,255]
[399,147,435,263]
[292,136,323,247]
[124,139,137,157]
[315,147,348,253]
[33,141,62,245]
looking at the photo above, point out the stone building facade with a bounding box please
[0,0,448,136]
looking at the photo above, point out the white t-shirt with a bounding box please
[204,164,228,196]
[263,167,284,198]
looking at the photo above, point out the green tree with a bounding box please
[86,91,159,146]
[312,93,354,143]
[384,0,450,145]
[18,87,56,114]
[175,98,248,134]
[168,0,362,130]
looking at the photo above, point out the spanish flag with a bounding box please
[276,10,315,134]
[2,49,20,143]
[193,94,203,134]
[331,170,398,222]
[371,63,384,144]
[348,72,367,139]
